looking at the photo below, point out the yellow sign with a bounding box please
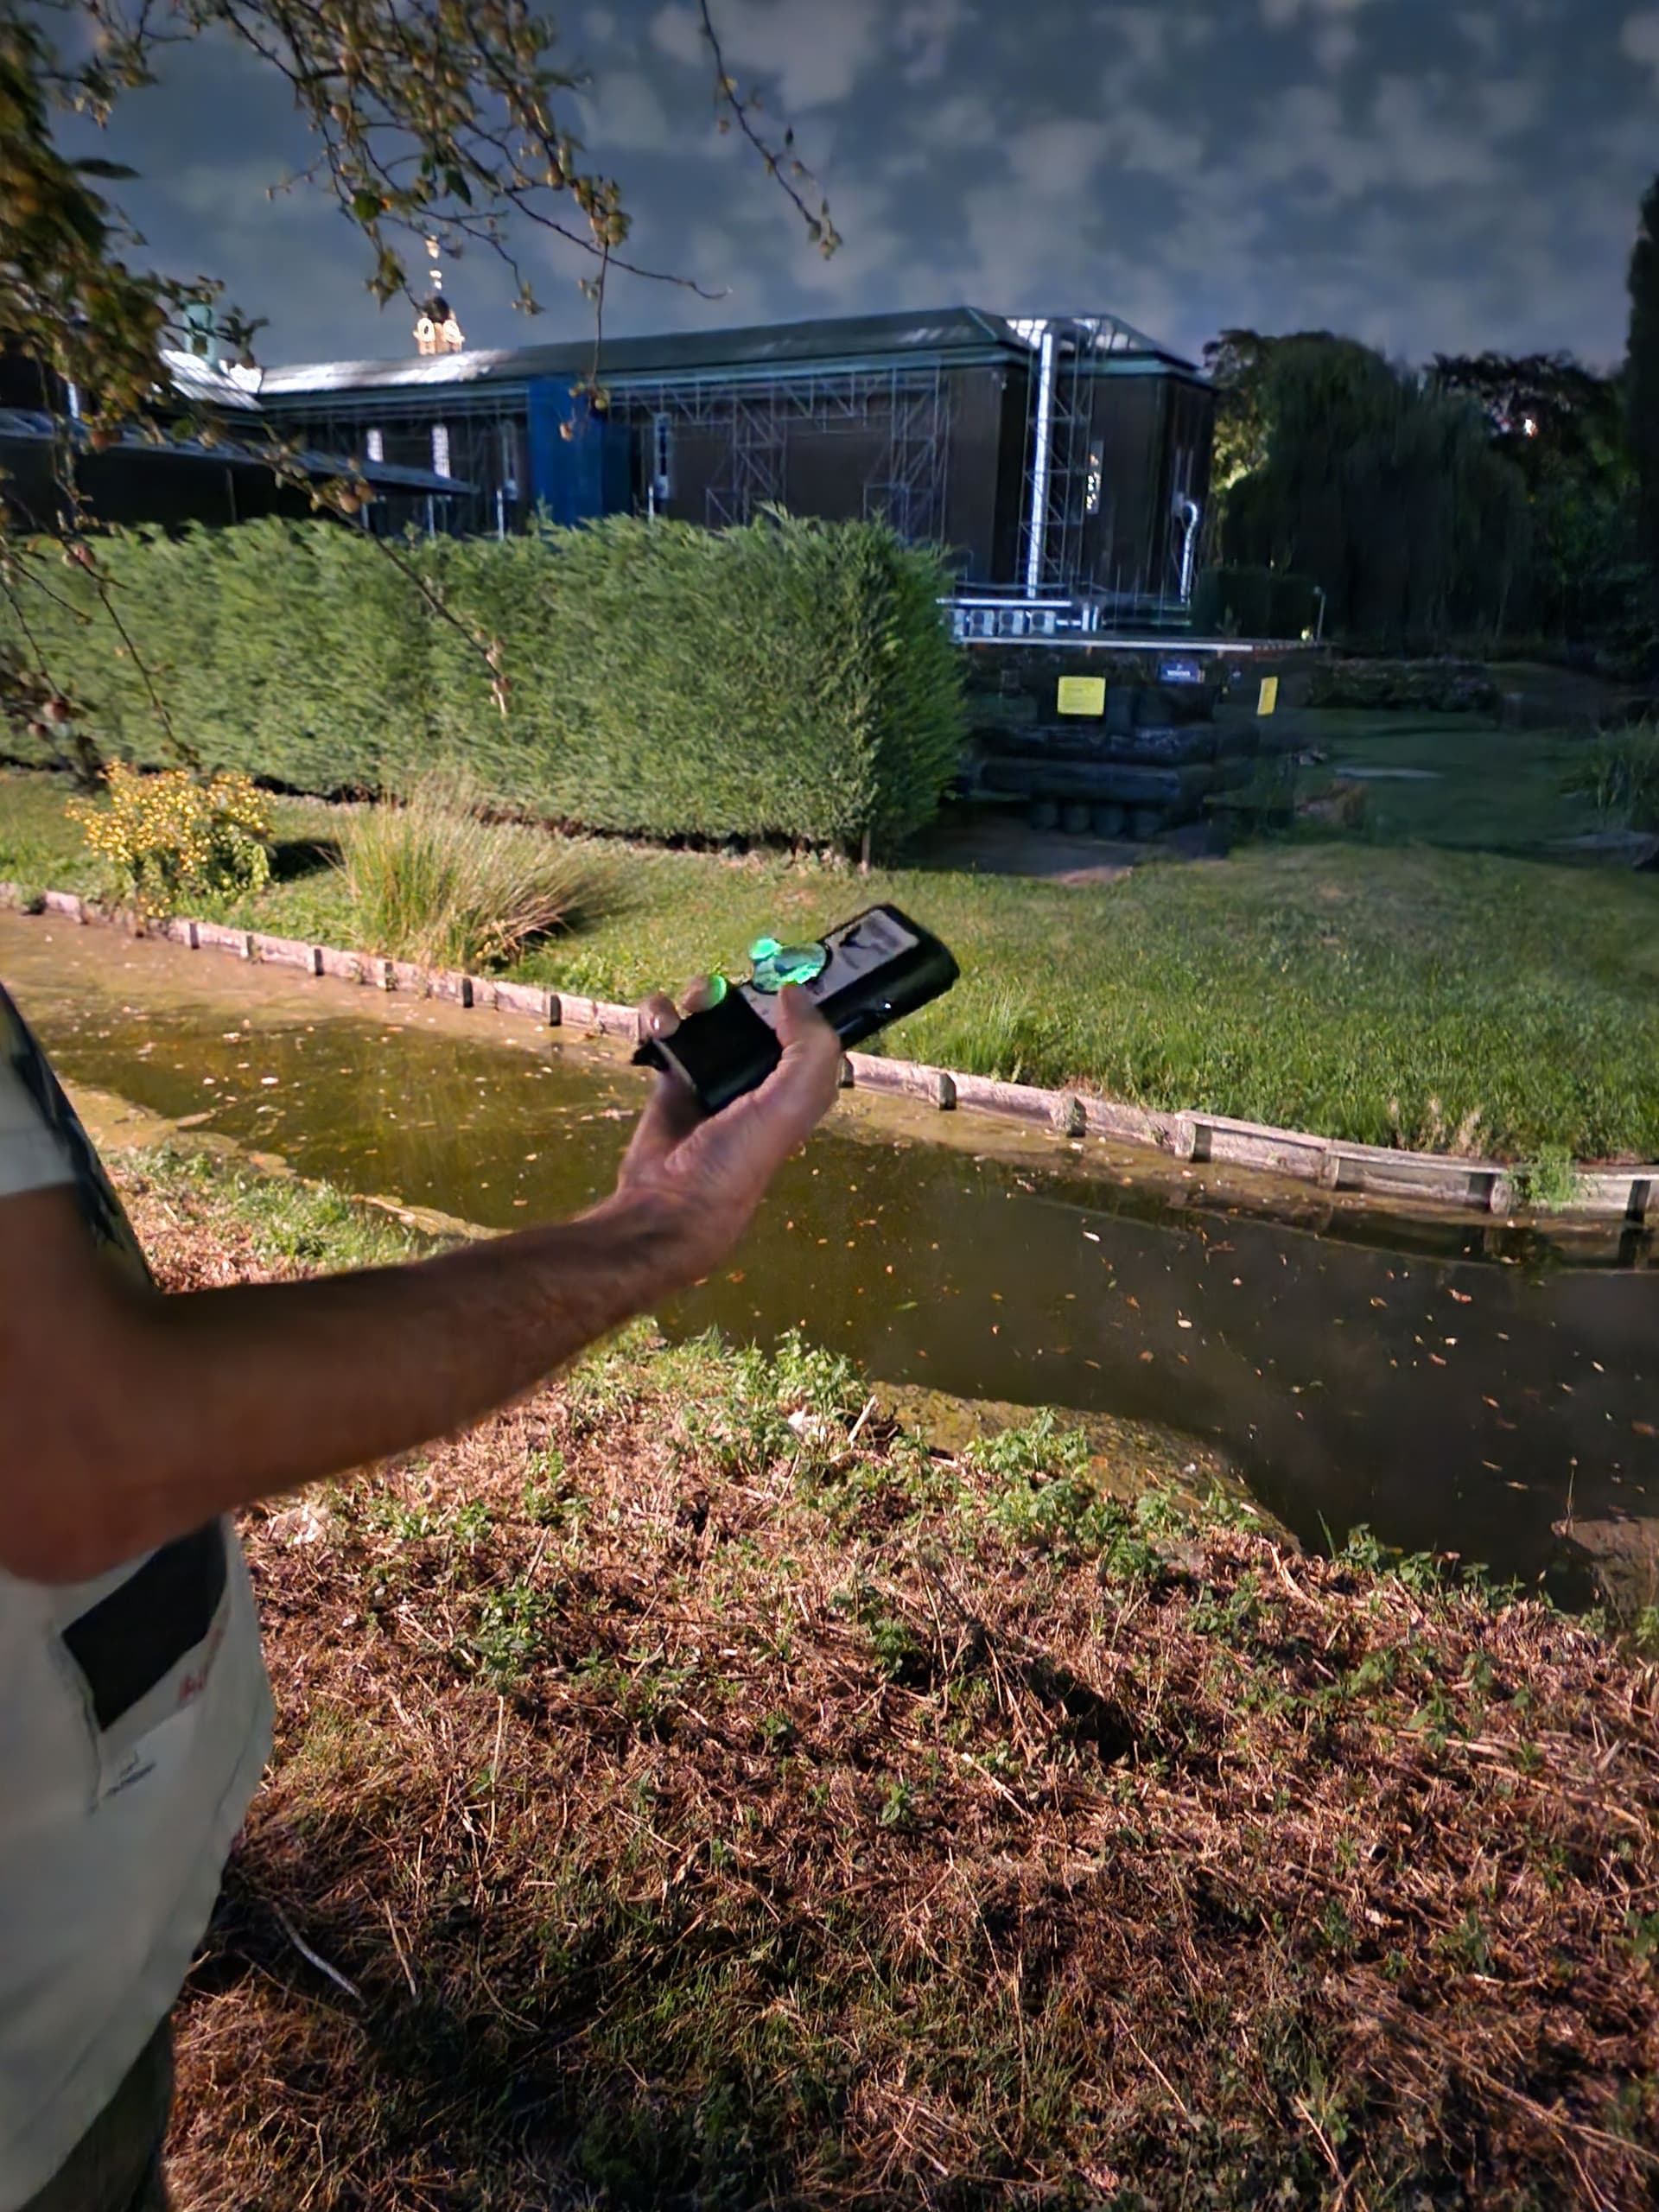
[1257,675,1280,716]
[1056,676,1106,716]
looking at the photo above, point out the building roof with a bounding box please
[162,348,265,413]
[256,305,1200,403]
[0,410,472,496]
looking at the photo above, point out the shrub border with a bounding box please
[3,881,1655,1228]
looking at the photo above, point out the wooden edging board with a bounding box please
[3,882,1655,1225]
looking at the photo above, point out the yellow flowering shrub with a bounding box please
[69,762,275,918]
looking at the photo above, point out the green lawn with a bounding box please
[1287,709,1605,852]
[5,765,1658,1161]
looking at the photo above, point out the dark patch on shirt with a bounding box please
[61,1523,228,1731]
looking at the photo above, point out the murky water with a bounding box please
[5,913,1656,1605]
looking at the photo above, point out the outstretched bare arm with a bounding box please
[0,986,841,1585]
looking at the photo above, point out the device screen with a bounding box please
[736,907,920,1032]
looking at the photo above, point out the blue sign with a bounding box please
[1158,656,1205,686]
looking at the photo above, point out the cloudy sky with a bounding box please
[54,0,1659,372]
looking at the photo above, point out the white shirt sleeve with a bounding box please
[0,998,74,1198]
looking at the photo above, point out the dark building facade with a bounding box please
[0,345,468,537]
[256,307,1215,614]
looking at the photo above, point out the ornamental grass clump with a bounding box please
[339,770,604,972]
[68,760,273,918]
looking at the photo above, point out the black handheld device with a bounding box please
[632,903,959,1115]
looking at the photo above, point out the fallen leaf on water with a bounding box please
[1177,1317,1192,1330]
[1449,1289,1472,1304]
[1126,1295,1140,1311]
[1370,1296,1387,1309]
[1429,1354,1447,1367]
[1083,1230,1101,1243]
[1139,1351,1154,1363]
[1634,1421,1657,1440]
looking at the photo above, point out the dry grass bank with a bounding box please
[111,1154,1659,2211]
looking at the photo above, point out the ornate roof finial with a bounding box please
[414,237,464,357]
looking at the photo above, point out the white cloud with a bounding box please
[578,70,672,153]
[1097,106,1208,180]
[1313,22,1360,72]
[786,180,903,298]
[912,91,998,148]
[650,0,881,111]
[895,0,969,82]
[1094,5,1168,73]
[1475,78,1543,137]
[1622,10,1659,87]
[1455,10,1501,60]
[1260,0,1376,23]
[1239,74,1508,200]
[649,3,703,67]
[1007,118,1107,198]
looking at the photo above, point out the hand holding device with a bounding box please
[632,904,960,1115]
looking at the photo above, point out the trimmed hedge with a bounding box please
[3,514,964,850]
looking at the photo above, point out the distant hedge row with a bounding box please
[3,514,965,849]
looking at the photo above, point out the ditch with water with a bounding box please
[4,910,1655,1610]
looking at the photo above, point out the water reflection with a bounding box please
[5,914,1655,1605]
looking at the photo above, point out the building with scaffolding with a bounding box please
[254,305,1213,629]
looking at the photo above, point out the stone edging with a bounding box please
[4,883,1655,1226]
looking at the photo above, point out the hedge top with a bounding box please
[3,513,966,854]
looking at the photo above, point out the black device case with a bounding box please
[632,903,959,1115]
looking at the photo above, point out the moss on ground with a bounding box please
[104,1151,1659,2211]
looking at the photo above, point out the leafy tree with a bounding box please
[1198,328,1323,564]
[0,0,832,769]
[1433,352,1620,469]
[1201,329,1281,501]
[1628,174,1659,613]
[1219,336,1529,648]
[1434,351,1639,650]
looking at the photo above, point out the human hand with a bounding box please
[603,977,842,1287]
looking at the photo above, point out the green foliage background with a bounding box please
[2,514,964,850]
[1629,176,1659,608]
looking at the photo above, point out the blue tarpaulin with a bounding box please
[524,378,631,524]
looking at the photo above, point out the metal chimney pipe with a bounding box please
[1023,321,1058,595]
[1177,497,1201,605]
